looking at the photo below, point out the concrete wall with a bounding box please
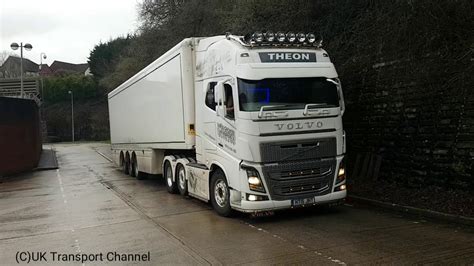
[0,97,41,176]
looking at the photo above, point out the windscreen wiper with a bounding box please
[258,105,289,118]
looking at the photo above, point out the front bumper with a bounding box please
[232,190,347,213]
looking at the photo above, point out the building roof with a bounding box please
[39,64,53,75]
[1,56,39,73]
[50,61,89,74]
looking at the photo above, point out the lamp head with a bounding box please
[24,43,33,51]
[10,43,19,50]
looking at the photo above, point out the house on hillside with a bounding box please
[49,61,91,76]
[0,56,39,78]
[39,64,53,76]
[0,56,91,78]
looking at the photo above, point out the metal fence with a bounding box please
[0,78,40,104]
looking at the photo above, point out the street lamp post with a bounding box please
[10,42,33,98]
[68,90,75,142]
[39,53,47,100]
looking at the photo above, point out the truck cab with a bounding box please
[190,33,346,215]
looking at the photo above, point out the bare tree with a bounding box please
[0,50,16,66]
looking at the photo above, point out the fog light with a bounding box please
[247,194,269,201]
[340,184,346,190]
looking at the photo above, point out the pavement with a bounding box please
[35,145,59,171]
[0,143,473,265]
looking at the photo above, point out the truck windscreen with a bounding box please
[237,77,339,112]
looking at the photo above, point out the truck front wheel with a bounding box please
[210,170,233,217]
[164,161,178,194]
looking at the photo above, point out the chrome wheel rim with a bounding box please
[178,167,186,189]
[166,165,173,187]
[214,180,227,207]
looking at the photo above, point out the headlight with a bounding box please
[265,31,275,42]
[297,32,306,43]
[252,32,264,43]
[276,31,286,42]
[286,32,296,42]
[336,159,346,184]
[244,167,266,193]
[306,33,316,43]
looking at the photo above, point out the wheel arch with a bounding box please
[208,162,230,191]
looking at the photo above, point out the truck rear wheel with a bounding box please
[176,164,188,196]
[210,170,233,217]
[164,161,178,194]
[131,154,145,180]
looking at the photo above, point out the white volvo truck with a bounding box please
[108,32,347,216]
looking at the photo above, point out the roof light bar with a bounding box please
[235,31,323,48]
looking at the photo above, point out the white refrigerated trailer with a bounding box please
[108,32,347,216]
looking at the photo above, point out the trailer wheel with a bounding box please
[164,161,178,194]
[176,164,188,196]
[123,152,130,175]
[210,170,233,217]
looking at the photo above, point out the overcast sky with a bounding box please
[0,0,139,65]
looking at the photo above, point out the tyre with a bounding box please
[131,154,145,180]
[210,170,233,217]
[122,153,130,175]
[130,155,137,178]
[164,161,178,193]
[176,164,188,196]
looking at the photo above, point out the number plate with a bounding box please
[291,197,316,207]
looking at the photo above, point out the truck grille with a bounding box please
[260,138,336,163]
[262,158,336,200]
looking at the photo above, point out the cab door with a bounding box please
[202,80,219,156]
[215,81,237,154]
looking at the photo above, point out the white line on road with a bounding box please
[244,222,347,265]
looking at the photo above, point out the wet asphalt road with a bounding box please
[0,143,473,265]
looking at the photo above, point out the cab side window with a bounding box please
[205,82,217,111]
[224,84,235,120]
